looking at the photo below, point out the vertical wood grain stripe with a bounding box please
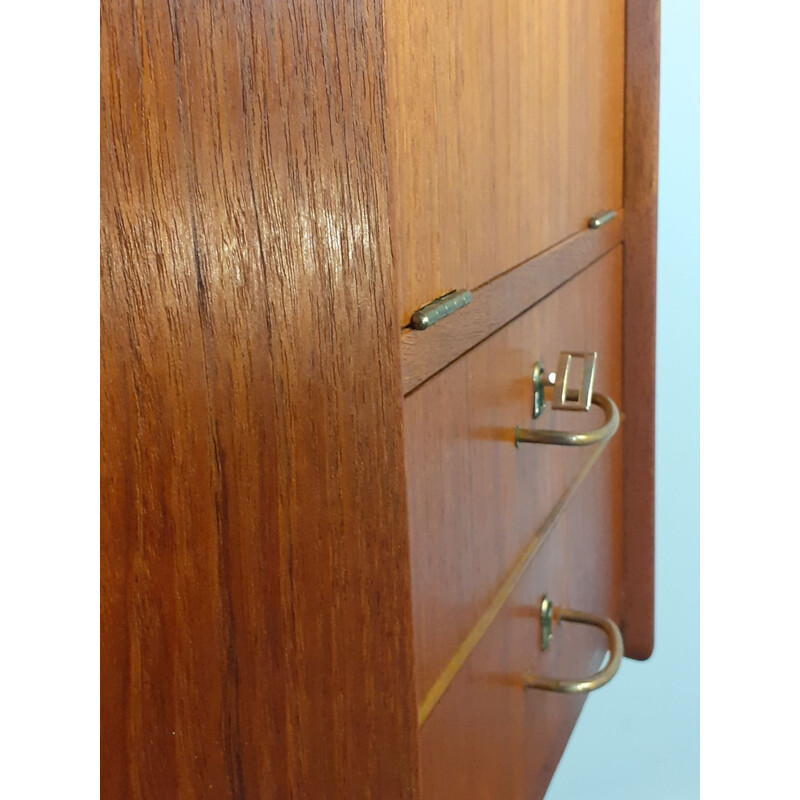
[417,437,613,728]
[621,0,660,660]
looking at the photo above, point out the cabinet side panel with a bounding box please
[622,0,660,659]
[100,1,418,797]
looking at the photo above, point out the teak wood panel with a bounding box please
[621,0,660,660]
[404,248,623,705]
[100,1,418,798]
[417,456,623,800]
[385,0,626,325]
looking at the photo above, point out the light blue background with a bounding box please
[546,1,700,797]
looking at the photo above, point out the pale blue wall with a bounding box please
[545,1,700,797]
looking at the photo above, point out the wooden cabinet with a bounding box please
[101,1,658,798]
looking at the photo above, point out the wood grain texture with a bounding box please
[404,250,623,709]
[100,1,418,797]
[417,455,622,800]
[400,214,623,395]
[385,0,626,325]
[621,0,660,661]
[418,436,610,727]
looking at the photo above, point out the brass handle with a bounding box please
[517,351,620,447]
[515,390,619,447]
[523,598,623,694]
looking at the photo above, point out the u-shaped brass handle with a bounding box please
[515,390,620,447]
[523,598,623,694]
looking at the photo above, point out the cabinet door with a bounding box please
[386,0,625,325]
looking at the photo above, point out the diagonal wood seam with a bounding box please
[417,433,617,728]
[401,213,625,396]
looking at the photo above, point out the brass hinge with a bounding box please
[409,289,472,330]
